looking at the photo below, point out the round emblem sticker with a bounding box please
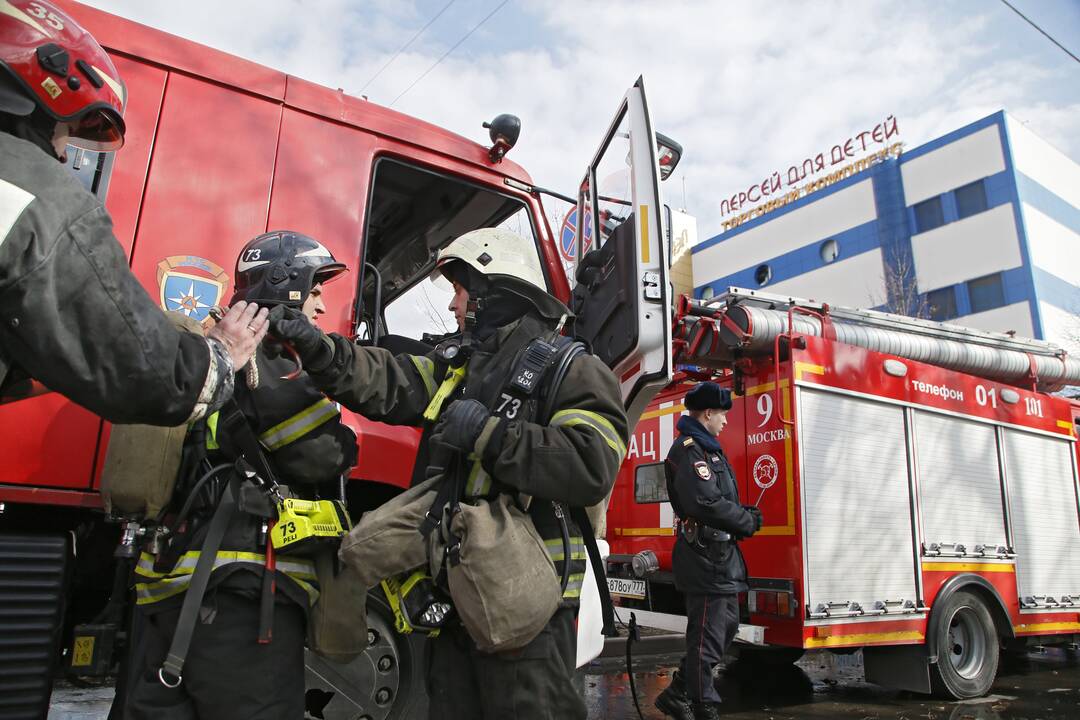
[752,454,779,489]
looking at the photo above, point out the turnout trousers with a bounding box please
[116,588,307,720]
[679,592,739,704]
[426,606,586,720]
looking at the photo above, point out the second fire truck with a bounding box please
[607,286,1080,699]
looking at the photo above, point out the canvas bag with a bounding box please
[100,312,203,518]
[445,492,561,653]
[306,545,370,662]
[337,475,439,589]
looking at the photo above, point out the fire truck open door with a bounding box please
[570,77,673,427]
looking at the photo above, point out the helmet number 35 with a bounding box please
[26,2,65,30]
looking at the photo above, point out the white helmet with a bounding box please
[432,228,545,290]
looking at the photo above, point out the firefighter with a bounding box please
[116,231,357,720]
[269,227,628,720]
[0,0,264,424]
[654,382,762,720]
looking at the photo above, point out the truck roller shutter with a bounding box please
[914,412,1008,557]
[0,534,69,720]
[798,389,919,618]
[1002,429,1080,608]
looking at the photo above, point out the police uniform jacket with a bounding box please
[310,311,629,604]
[0,132,226,424]
[134,347,357,610]
[667,414,756,595]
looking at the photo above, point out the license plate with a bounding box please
[607,577,646,599]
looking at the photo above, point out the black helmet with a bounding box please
[231,230,347,308]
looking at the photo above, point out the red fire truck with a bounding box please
[606,287,1080,699]
[0,2,680,718]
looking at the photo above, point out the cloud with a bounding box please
[79,0,1078,241]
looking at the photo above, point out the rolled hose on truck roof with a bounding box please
[675,289,1080,392]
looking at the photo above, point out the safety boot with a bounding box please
[654,670,693,720]
[691,701,722,720]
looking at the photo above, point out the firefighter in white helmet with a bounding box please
[0,0,265,423]
[270,227,629,720]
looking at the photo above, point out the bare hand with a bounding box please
[207,301,269,369]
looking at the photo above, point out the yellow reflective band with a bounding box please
[423,365,466,422]
[205,411,220,450]
[562,572,586,598]
[550,409,627,459]
[545,537,586,562]
[410,356,438,401]
[464,459,492,497]
[134,551,317,605]
[259,398,340,451]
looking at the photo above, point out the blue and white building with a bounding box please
[693,111,1080,350]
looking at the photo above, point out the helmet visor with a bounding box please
[68,108,125,152]
[313,262,348,287]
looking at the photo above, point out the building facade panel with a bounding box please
[1038,302,1080,353]
[900,124,1006,205]
[953,301,1034,339]
[766,248,885,308]
[1021,203,1080,289]
[1006,116,1080,209]
[910,203,1021,291]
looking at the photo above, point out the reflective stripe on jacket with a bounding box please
[134,550,318,606]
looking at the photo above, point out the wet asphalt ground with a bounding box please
[50,642,1080,719]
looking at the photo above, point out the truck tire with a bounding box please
[736,645,805,667]
[304,591,427,720]
[928,590,999,699]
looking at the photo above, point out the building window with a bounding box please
[754,263,772,286]
[913,196,945,233]
[967,273,1005,314]
[701,286,715,300]
[819,239,839,263]
[954,180,988,220]
[926,286,957,321]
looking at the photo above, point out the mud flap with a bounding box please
[864,643,931,693]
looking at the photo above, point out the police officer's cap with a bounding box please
[684,382,732,412]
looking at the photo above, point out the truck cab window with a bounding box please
[63,145,115,198]
[360,159,542,342]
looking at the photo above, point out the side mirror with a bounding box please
[655,132,683,181]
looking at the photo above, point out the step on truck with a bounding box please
[606,286,1080,699]
[0,2,681,718]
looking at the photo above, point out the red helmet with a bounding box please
[0,0,126,150]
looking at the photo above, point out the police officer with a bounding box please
[117,232,356,720]
[0,0,264,423]
[269,227,629,720]
[654,382,761,720]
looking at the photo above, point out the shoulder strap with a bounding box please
[158,476,238,687]
[540,340,618,637]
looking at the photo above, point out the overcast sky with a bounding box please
[81,0,1079,242]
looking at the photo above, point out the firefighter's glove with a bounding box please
[431,399,490,455]
[743,505,763,535]
[267,306,335,373]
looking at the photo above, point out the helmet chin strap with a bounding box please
[1,109,61,160]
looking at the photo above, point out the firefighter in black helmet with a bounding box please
[0,0,265,423]
[116,231,357,720]
[655,382,762,720]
